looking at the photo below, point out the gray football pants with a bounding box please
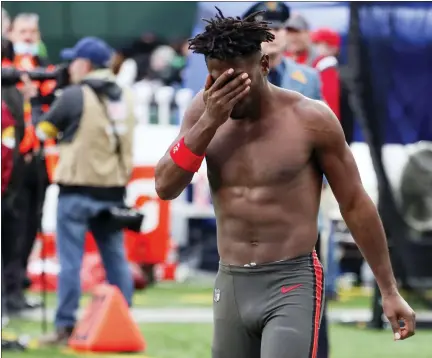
[212,252,325,358]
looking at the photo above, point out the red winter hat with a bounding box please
[311,28,341,49]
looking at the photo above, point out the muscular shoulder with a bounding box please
[189,89,205,111]
[182,89,206,126]
[293,96,345,147]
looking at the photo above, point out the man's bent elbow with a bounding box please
[155,181,180,201]
[155,156,193,200]
[155,161,174,200]
[154,169,182,200]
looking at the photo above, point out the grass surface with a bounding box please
[27,282,216,308]
[3,283,430,358]
[25,282,429,310]
[3,320,432,358]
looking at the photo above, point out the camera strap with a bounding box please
[91,87,144,232]
[92,90,129,180]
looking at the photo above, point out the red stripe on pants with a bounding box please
[311,251,324,358]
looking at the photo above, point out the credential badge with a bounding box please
[214,288,221,302]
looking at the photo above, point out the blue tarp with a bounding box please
[355,4,432,143]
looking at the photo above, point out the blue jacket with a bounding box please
[278,57,323,101]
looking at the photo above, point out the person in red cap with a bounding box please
[311,28,341,119]
[285,16,341,119]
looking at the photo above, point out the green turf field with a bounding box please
[3,320,431,358]
[2,283,431,358]
[23,281,430,310]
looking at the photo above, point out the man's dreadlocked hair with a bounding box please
[188,7,275,60]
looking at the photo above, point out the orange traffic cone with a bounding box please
[68,284,145,352]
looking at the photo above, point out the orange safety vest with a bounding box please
[37,66,59,183]
[6,55,41,153]
[1,55,59,182]
[38,66,58,183]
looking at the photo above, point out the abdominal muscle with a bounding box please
[212,185,320,265]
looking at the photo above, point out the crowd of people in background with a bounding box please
[2,4,346,100]
[2,8,190,88]
[113,34,189,89]
[1,5,351,130]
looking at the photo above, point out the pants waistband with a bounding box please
[219,251,318,275]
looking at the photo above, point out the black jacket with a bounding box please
[1,86,25,203]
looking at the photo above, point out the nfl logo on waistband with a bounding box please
[214,288,221,302]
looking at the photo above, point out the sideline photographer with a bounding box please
[31,37,136,346]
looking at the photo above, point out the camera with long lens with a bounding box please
[1,66,70,87]
[1,65,71,117]
[1,37,70,107]
[1,65,70,98]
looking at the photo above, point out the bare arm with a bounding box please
[310,101,398,297]
[155,69,251,200]
[155,91,217,200]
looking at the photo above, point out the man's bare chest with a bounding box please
[205,120,312,187]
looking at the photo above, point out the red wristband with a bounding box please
[170,137,205,173]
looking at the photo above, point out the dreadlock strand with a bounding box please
[215,6,225,19]
[188,7,275,60]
